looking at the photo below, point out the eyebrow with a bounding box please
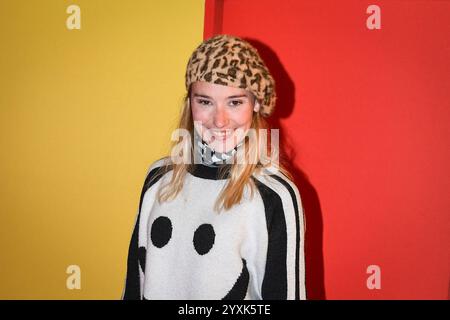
[192,93,249,99]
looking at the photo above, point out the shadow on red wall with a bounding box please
[246,38,326,300]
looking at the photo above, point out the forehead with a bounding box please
[191,81,251,98]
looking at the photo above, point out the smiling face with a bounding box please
[190,81,260,153]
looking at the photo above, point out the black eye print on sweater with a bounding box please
[193,224,215,255]
[151,216,172,248]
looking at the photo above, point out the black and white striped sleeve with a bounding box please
[253,172,306,300]
[122,160,170,300]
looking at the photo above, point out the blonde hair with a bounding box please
[155,94,292,212]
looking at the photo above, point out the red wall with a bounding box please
[204,0,450,299]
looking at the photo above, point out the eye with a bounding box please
[193,224,215,255]
[196,99,212,106]
[229,99,243,107]
[150,216,172,248]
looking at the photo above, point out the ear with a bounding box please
[253,100,261,113]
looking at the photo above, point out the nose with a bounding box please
[213,106,229,128]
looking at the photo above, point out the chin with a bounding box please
[209,140,237,153]
[200,126,247,153]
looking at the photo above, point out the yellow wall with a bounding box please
[0,0,204,299]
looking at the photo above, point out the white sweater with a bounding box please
[123,158,306,300]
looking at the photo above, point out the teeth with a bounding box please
[213,131,228,137]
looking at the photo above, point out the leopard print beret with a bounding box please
[185,34,276,117]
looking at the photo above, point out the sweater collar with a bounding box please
[189,130,247,179]
[188,163,231,180]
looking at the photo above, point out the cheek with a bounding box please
[232,107,254,128]
[191,105,210,123]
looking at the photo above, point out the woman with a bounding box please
[123,34,306,300]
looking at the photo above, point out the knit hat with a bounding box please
[185,34,276,117]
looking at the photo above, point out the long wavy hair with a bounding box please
[155,93,292,212]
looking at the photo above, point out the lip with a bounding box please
[211,130,233,141]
